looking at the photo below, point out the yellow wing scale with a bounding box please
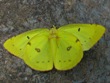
[3,24,105,71]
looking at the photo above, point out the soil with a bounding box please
[0,0,110,83]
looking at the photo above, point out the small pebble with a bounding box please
[25,67,32,75]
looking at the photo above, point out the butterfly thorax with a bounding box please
[49,27,58,39]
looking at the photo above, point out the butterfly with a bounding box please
[3,24,105,71]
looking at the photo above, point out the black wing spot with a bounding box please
[36,61,39,63]
[27,42,31,46]
[67,46,72,51]
[27,36,30,39]
[68,60,71,62]
[59,60,61,62]
[42,61,44,63]
[64,61,66,62]
[35,48,40,52]
[76,39,79,43]
[20,49,22,50]
[78,28,80,32]
[89,37,91,39]
[48,60,50,63]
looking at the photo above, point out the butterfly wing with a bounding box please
[4,28,49,59]
[59,24,105,51]
[23,32,53,71]
[54,30,83,70]
[4,28,53,71]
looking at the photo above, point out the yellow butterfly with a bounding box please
[3,24,105,71]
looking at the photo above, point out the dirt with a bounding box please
[0,0,110,83]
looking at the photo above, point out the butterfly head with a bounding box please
[49,26,58,39]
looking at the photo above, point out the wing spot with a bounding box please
[35,48,40,52]
[20,49,22,50]
[48,60,50,63]
[27,42,31,46]
[36,61,39,63]
[67,46,72,51]
[42,61,44,63]
[78,28,80,32]
[68,60,71,62]
[76,39,79,43]
[27,36,30,39]
[12,44,14,46]
[89,37,91,39]
[64,61,66,62]
[59,60,61,62]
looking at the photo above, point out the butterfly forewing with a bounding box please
[4,28,49,59]
[59,24,105,51]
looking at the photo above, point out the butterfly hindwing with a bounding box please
[54,30,83,70]
[23,32,53,71]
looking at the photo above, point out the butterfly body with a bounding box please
[4,24,105,71]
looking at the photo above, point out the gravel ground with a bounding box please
[0,0,110,83]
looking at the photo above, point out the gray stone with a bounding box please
[106,65,110,71]
[105,48,110,63]
[25,67,32,75]
[107,76,110,83]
